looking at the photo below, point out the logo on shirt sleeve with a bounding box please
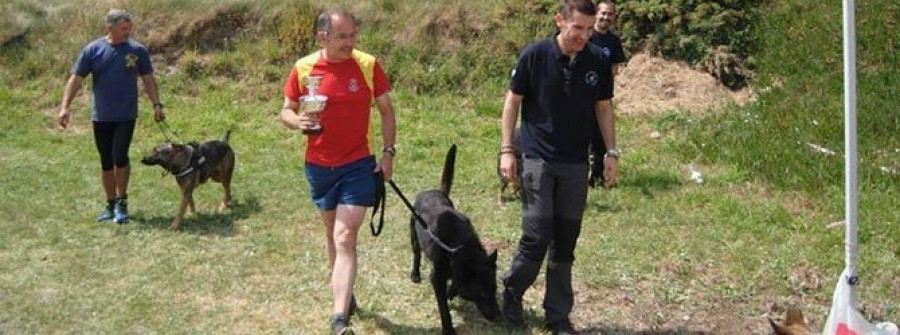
[585,71,599,87]
[125,53,138,68]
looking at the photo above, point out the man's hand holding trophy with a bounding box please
[299,75,327,135]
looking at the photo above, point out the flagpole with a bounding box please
[842,0,859,305]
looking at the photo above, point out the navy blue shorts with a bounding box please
[305,156,377,211]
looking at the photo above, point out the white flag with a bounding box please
[822,270,898,335]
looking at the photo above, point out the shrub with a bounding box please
[273,2,320,57]
[617,0,759,89]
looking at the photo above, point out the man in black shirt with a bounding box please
[587,0,627,187]
[498,0,618,333]
[590,1,626,75]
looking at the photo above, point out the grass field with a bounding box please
[1,0,898,334]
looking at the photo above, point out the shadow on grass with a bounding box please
[130,195,261,236]
[625,171,683,199]
[362,309,439,334]
[581,323,711,334]
[360,300,524,334]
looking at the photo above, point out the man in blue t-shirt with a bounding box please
[58,9,166,224]
[498,0,618,333]
[587,0,627,187]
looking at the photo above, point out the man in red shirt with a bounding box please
[279,8,396,335]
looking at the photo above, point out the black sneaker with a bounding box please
[547,319,577,335]
[502,286,525,328]
[330,313,354,335]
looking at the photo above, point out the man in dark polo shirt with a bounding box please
[587,0,626,187]
[498,0,618,333]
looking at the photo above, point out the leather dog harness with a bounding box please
[174,144,206,180]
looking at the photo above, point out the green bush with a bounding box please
[273,1,320,57]
[617,0,759,89]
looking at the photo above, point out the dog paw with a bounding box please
[410,272,421,283]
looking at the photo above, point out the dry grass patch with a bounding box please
[616,53,755,115]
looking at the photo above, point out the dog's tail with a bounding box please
[222,130,232,143]
[439,144,457,195]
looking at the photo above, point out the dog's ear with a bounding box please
[769,307,810,335]
[784,308,805,326]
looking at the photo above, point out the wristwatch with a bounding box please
[604,148,620,159]
[383,147,397,156]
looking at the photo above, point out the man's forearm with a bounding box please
[142,75,161,105]
[501,91,521,148]
[381,112,396,149]
[61,75,83,109]
[375,94,396,149]
[597,100,616,150]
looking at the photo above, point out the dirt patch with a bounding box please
[615,52,755,115]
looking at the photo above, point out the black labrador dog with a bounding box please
[410,144,501,334]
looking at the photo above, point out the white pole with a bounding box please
[842,0,859,305]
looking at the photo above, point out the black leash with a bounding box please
[369,172,386,236]
[156,120,183,143]
[379,178,461,253]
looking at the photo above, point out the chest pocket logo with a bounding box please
[348,78,360,93]
[124,54,138,68]
[585,71,599,87]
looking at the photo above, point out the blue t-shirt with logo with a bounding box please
[72,38,153,122]
[509,36,614,164]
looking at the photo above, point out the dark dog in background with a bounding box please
[497,128,522,207]
[410,144,501,334]
[768,307,814,335]
[141,131,235,230]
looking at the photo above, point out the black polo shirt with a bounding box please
[509,35,614,164]
[589,29,626,65]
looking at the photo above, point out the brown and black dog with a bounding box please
[410,144,501,335]
[497,128,522,207]
[769,307,814,335]
[141,131,234,229]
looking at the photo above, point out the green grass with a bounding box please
[1,0,899,334]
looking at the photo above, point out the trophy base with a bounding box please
[302,127,323,135]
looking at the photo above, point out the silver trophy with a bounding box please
[300,75,327,135]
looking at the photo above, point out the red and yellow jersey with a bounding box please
[284,50,391,167]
